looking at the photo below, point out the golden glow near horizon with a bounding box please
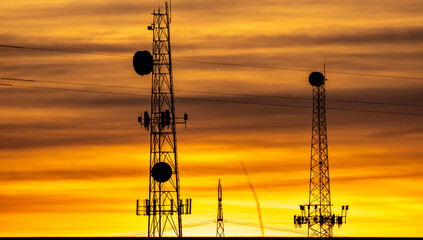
[1,0,423,237]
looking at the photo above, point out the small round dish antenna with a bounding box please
[133,50,153,76]
[152,162,172,182]
[309,72,325,86]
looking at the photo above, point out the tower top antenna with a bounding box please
[324,56,326,77]
[167,0,172,23]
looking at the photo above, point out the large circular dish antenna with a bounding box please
[133,50,153,76]
[152,162,172,182]
[309,72,325,86]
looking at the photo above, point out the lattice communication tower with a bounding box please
[217,179,224,237]
[294,71,348,237]
[133,2,191,237]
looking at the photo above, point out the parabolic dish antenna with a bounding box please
[152,162,172,182]
[309,72,325,86]
[133,50,153,76]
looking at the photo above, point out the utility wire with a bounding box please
[176,59,423,81]
[0,44,127,57]
[115,219,306,236]
[2,83,423,116]
[115,220,216,237]
[0,77,149,90]
[1,44,423,81]
[1,77,422,108]
[225,219,307,235]
[3,84,147,97]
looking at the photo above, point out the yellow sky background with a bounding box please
[1,0,423,237]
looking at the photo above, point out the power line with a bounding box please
[116,219,306,236]
[0,44,127,57]
[180,96,423,116]
[176,59,423,81]
[0,77,149,90]
[225,219,307,235]
[1,44,423,81]
[174,90,423,108]
[1,77,422,108]
[175,59,312,73]
[2,84,147,97]
[3,83,423,117]
[114,220,216,237]
[117,219,308,237]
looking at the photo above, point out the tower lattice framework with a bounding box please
[294,72,348,237]
[216,179,224,237]
[135,3,191,237]
[308,78,332,237]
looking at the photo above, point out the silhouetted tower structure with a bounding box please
[217,179,224,237]
[294,71,348,237]
[133,1,191,237]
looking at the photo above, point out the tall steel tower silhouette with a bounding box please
[294,71,348,237]
[133,1,191,237]
[216,179,224,237]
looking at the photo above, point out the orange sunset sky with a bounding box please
[1,0,423,237]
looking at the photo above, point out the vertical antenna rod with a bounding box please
[293,71,348,237]
[133,1,191,237]
[217,179,224,237]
